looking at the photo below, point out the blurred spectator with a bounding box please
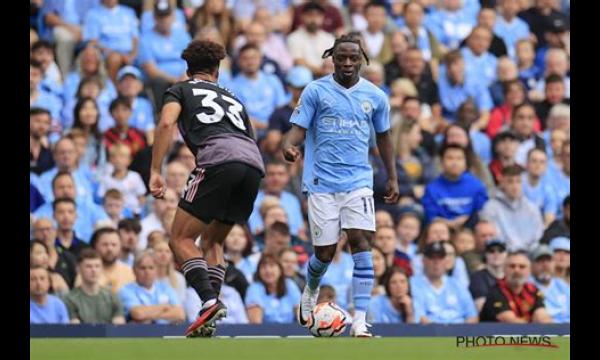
[63,248,126,324]
[340,0,368,32]
[451,228,475,256]
[83,0,140,82]
[530,244,569,323]
[316,284,337,304]
[224,224,256,283]
[374,226,397,266]
[30,266,69,324]
[147,238,187,303]
[246,254,301,324]
[411,242,478,324]
[422,144,488,230]
[547,128,568,167]
[31,40,63,97]
[165,161,190,197]
[71,97,108,170]
[103,189,131,227]
[287,2,335,77]
[190,0,235,47]
[139,1,191,110]
[140,0,187,35]
[248,161,304,236]
[522,148,557,227]
[488,56,518,107]
[510,103,545,166]
[469,239,506,312]
[62,74,115,132]
[480,165,543,251]
[114,66,156,142]
[30,59,63,128]
[549,236,570,284]
[360,2,394,65]
[41,0,99,77]
[368,266,415,323]
[32,217,78,288]
[229,43,287,136]
[184,284,249,324]
[235,20,294,73]
[291,0,345,35]
[31,182,45,214]
[545,140,569,214]
[541,196,569,244]
[362,61,389,94]
[397,48,440,122]
[30,107,55,175]
[263,66,313,157]
[231,22,284,83]
[232,0,292,35]
[518,0,568,50]
[30,240,70,295]
[480,250,552,323]
[494,0,530,59]
[487,79,541,139]
[488,131,519,184]
[460,26,497,88]
[399,1,443,63]
[98,144,146,215]
[372,246,388,296]
[542,104,569,156]
[167,142,196,173]
[438,50,492,127]
[534,73,569,128]
[375,209,393,229]
[89,227,135,294]
[515,38,542,91]
[395,212,421,259]
[117,219,141,267]
[119,250,185,323]
[104,97,148,158]
[535,48,570,99]
[424,0,476,50]
[279,248,305,291]
[52,197,90,258]
[138,187,178,249]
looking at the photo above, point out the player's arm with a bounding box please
[375,130,400,203]
[150,101,181,198]
[282,125,306,162]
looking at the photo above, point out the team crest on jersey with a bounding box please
[361,100,373,114]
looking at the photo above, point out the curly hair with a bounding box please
[322,33,370,65]
[181,40,227,75]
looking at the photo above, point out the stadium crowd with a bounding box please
[30,0,570,326]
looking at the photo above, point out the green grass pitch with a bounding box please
[31,337,569,360]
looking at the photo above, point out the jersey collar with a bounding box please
[328,74,363,93]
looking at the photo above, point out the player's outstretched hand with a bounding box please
[384,178,400,204]
[150,171,167,199]
[282,145,301,163]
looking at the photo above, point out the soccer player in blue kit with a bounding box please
[282,34,400,337]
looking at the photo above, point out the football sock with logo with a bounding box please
[352,251,374,322]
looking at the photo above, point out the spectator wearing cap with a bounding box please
[360,2,394,65]
[139,1,191,111]
[40,0,99,77]
[541,196,569,244]
[140,0,187,35]
[30,108,55,176]
[119,250,185,324]
[494,0,531,60]
[398,1,443,63]
[33,171,108,243]
[438,50,493,127]
[460,26,498,89]
[31,40,63,97]
[30,59,63,127]
[63,248,126,324]
[488,131,519,184]
[263,66,313,158]
[229,43,287,139]
[83,0,140,82]
[118,219,142,267]
[479,250,552,323]
[549,237,570,284]
[534,73,570,128]
[104,97,148,158]
[480,165,544,251]
[114,66,156,142]
[522,148,558,227]
[529,244,569,323]
[30,266,69,324]
[287,2,336,77]
[422,144,488,230]
[410,242,478,324]
[469,239,507,312]
[510,103,546,167]
[518,0,569,50]
[423,0,476,50]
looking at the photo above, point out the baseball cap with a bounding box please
[117,66,142,82]
[530,244,553,261]
[549,237,570,252]
[485,239,507,252]
[423,241,447,258]
[154,0,173,17]
[285,66,313,88]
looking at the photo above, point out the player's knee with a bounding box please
[315,246,336,263]
[347,230,373,253]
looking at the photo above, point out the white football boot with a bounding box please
[297,286,319,327]
[350,319,373,337]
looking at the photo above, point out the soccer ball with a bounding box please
[308,302,348,337]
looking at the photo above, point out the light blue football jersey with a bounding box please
[290,75,390,194]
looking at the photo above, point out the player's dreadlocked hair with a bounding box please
[181,40,226,75]
[321,33,370,65]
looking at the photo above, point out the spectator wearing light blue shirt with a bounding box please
[115,66,156,140]
[494,0,530,60]
[424,0,476,50]
[229,44,287,139]
[140,3,187,35]
[368,267,415,323]
[522,148,558,227]
[246,254,301,324]
[545,140,569,217]
[460,26,498,89]
[530,245,569,323]
[61,74,115,133]
[31,60,63,140]
[31,40,64,98]
[411,242,478,324]
[119,250,185,324]
[83,0,140,81]
[438,50,493,125]
[30,266,70,324]
[139,2,191,110]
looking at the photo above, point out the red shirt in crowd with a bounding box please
[487,104,542,139]
[103,126,147,157]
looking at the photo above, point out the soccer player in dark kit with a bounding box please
[150,40,265,337]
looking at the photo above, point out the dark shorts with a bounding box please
[178,161,262,225]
